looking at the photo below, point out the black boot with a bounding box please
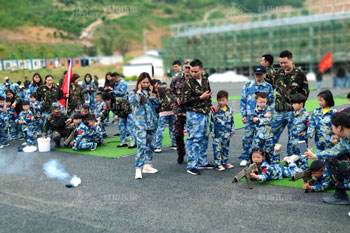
[323,189,350,205]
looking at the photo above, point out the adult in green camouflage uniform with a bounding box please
[42,103,69,147]
[270,51,309,145]
[260,54,276,87]
[170,58,191,164]
[305,109,350,205]
[66,74,85,115]
[34,75,63,115]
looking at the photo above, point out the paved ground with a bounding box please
[0,80,349,233]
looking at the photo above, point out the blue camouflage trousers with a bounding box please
[73,141,97,151]
[118,114,135,145]
[0,125,8,145]
[271,111,294,151]
[155,114,176,148]
[279,162,303,178]
[185,111,209,169]
[212,137,230,167]
[253,136,274,161]
[134,128,157,168]
[240,120,255,161]
[22,126,35,146]
[8,123,17,139]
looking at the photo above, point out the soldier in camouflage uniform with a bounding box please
[34,75,63,119]
[18,101,35,146]
[307,90,336,153]
[42,103,69,148]
[260,54,276,87]
[67,74,85,115]
[182,59,217,175]
[170,58,191,164]
[113,96,134,148]
[130,72,160,179]
[305,109,350,204]
[71,113,97,151]
[154,83,176,152]
[271,51,309,146]
[240,65,274,166]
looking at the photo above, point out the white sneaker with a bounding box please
[284,155,300,163]
[240,160,248,167]
[135,169,142,179]
[142,164,158,174]
[154,148,162,153]
[22,142,27,146]
[0,145,3,149]
[216,165,225,171]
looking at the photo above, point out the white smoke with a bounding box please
[0,152,35,174]
[43,160,81,187]
[43,160,71,183]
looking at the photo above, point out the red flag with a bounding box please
[318,52,333,73]
[59,59,73,107]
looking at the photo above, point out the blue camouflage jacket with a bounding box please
[74,121,91,144]
[310,171,331,192]
[316,136,350,159]
[18,110,35,128]
[113,78,128,99]
[240,79,274,119]
[291,108,309,140]
[254,106,273,140]
[307,107,336,147]
[257,160,283,182]
[209,105,235,138]
[130,89,160,131]
[0,107,8,127]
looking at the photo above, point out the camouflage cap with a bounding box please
[183,59,192,66]
[52,102,62,112]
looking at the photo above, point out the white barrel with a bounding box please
[37,137,51,152]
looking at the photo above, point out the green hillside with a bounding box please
[0,0,305,59]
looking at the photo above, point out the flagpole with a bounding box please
[65,59,72,111]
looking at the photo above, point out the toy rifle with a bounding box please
[64,129,76,147]
[232,163,258,189]
[290,169,312,193]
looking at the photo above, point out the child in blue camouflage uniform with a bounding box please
[248,148,302,182]
[94,93,107,135]
[6,99,18,140]
[252,92,275,162]
[240,65,274,167]
[0,96,9,148]
[71,113,97,151]
[182,59,216,176]
[29,94,42,136]
[283,94,310,170]
[18,101,35,146]
[302,160,331,192]
[307,90,336,153]
[210,90,235,171]
[87,115,106,146]
[287,94,309,156]
[130,72,160,179]
[154,83,176,153]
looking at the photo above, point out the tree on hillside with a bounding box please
[116,37,130,57]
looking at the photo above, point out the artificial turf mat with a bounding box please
[55,128,172,158]
[56,97,348,158]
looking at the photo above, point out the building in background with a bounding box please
[162,2,350,77]
[123,49,163,78]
